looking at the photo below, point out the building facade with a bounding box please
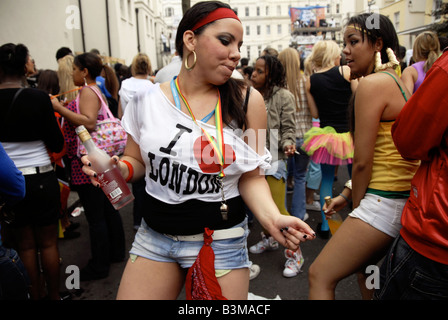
[0,0,170,71]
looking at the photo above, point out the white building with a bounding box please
[0,0,169,71]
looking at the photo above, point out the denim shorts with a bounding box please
[349,193,407,238]
[375,235,448,300]
[265,159,287,181]
[129,218,250,270]
[0,246,30,300]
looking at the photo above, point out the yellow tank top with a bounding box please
[368,121,420,192]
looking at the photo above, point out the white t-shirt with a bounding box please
[121,84,271,204]
[119,77,154,114]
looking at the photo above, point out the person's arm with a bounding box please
[351,77,383,208]
[41,94,64,153]
[239,89,315,249]
[400,66,417,96]
[52,87,100,132]
[280,91,296,156]
[393,58,448,161]
[81,134,146,186]
[0,144,25,205]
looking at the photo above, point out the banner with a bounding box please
[290,6,326,28]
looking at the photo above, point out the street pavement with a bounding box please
[59,165,362,300]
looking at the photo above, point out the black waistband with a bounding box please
[142,192,246,235]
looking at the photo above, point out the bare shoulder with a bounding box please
[245,87,266,129]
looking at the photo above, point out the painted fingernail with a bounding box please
[303,234,308,239]
[280,228,284,232]
[284,227,289,231]
[88,162,92,167]
[93,173,97,178]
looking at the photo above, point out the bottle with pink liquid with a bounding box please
[76,125,134,210]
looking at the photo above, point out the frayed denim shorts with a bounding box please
[265,159,288,181]
[349,193,407,238]
[129,217,251,271]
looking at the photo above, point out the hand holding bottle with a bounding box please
[76,125,134,210]
[323,195,348,219]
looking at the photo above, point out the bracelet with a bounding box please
[120,160,134,183]
[339,193,349,203]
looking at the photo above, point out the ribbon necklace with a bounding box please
[171,76,228,220]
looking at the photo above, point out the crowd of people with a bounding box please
[0,0,447,301]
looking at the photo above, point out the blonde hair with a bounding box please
[413,31,440,72]
[304,56,313,77]
[278,47,304,109]
[57,55,78,102]
[309,40,341,70]
[131,53,152,76]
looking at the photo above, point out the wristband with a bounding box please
[339,193,349,203]
[121,160,134,183]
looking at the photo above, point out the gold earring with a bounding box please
[185,51,197,71]
[374,48,399,73]
[84,77,88,86]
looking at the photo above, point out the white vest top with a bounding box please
[122,83,271,204]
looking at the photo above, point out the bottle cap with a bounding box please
[324,196,332,206]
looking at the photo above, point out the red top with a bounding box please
[392,50,448,265]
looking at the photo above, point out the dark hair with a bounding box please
[175,1,246,129]
[0,43,29,82]
[55,47,73,61]
[74,52,103,79]
[345,13,399,65]
[256,55,286,100]
[102,64,119,99]
[37,69,60,95]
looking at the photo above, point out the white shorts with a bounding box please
[349,193,407,238]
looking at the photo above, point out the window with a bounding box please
[394,12,400,31]
[266,6,269,16]
[120,0,126,19]
[146,15,149,35]
[247,46,251,61]
[165,7,174,17]
[257,25,261,35]
[266,25,271,35]
[277,24,282,34]
[336,4,340,14]
[246,26,250,36]
[258,45,262,57]
[127,0,132,22]
[277,5,281,16]
[257,6,260,16]
[245,7,249,16]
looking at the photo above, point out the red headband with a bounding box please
[191,7,240,31]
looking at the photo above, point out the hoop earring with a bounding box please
[83,77,88,86]
[185,51,197,71]
[374,48,399,73]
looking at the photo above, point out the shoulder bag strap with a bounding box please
[76,86,115,120]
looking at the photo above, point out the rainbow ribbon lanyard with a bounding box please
[171,76,226,178]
